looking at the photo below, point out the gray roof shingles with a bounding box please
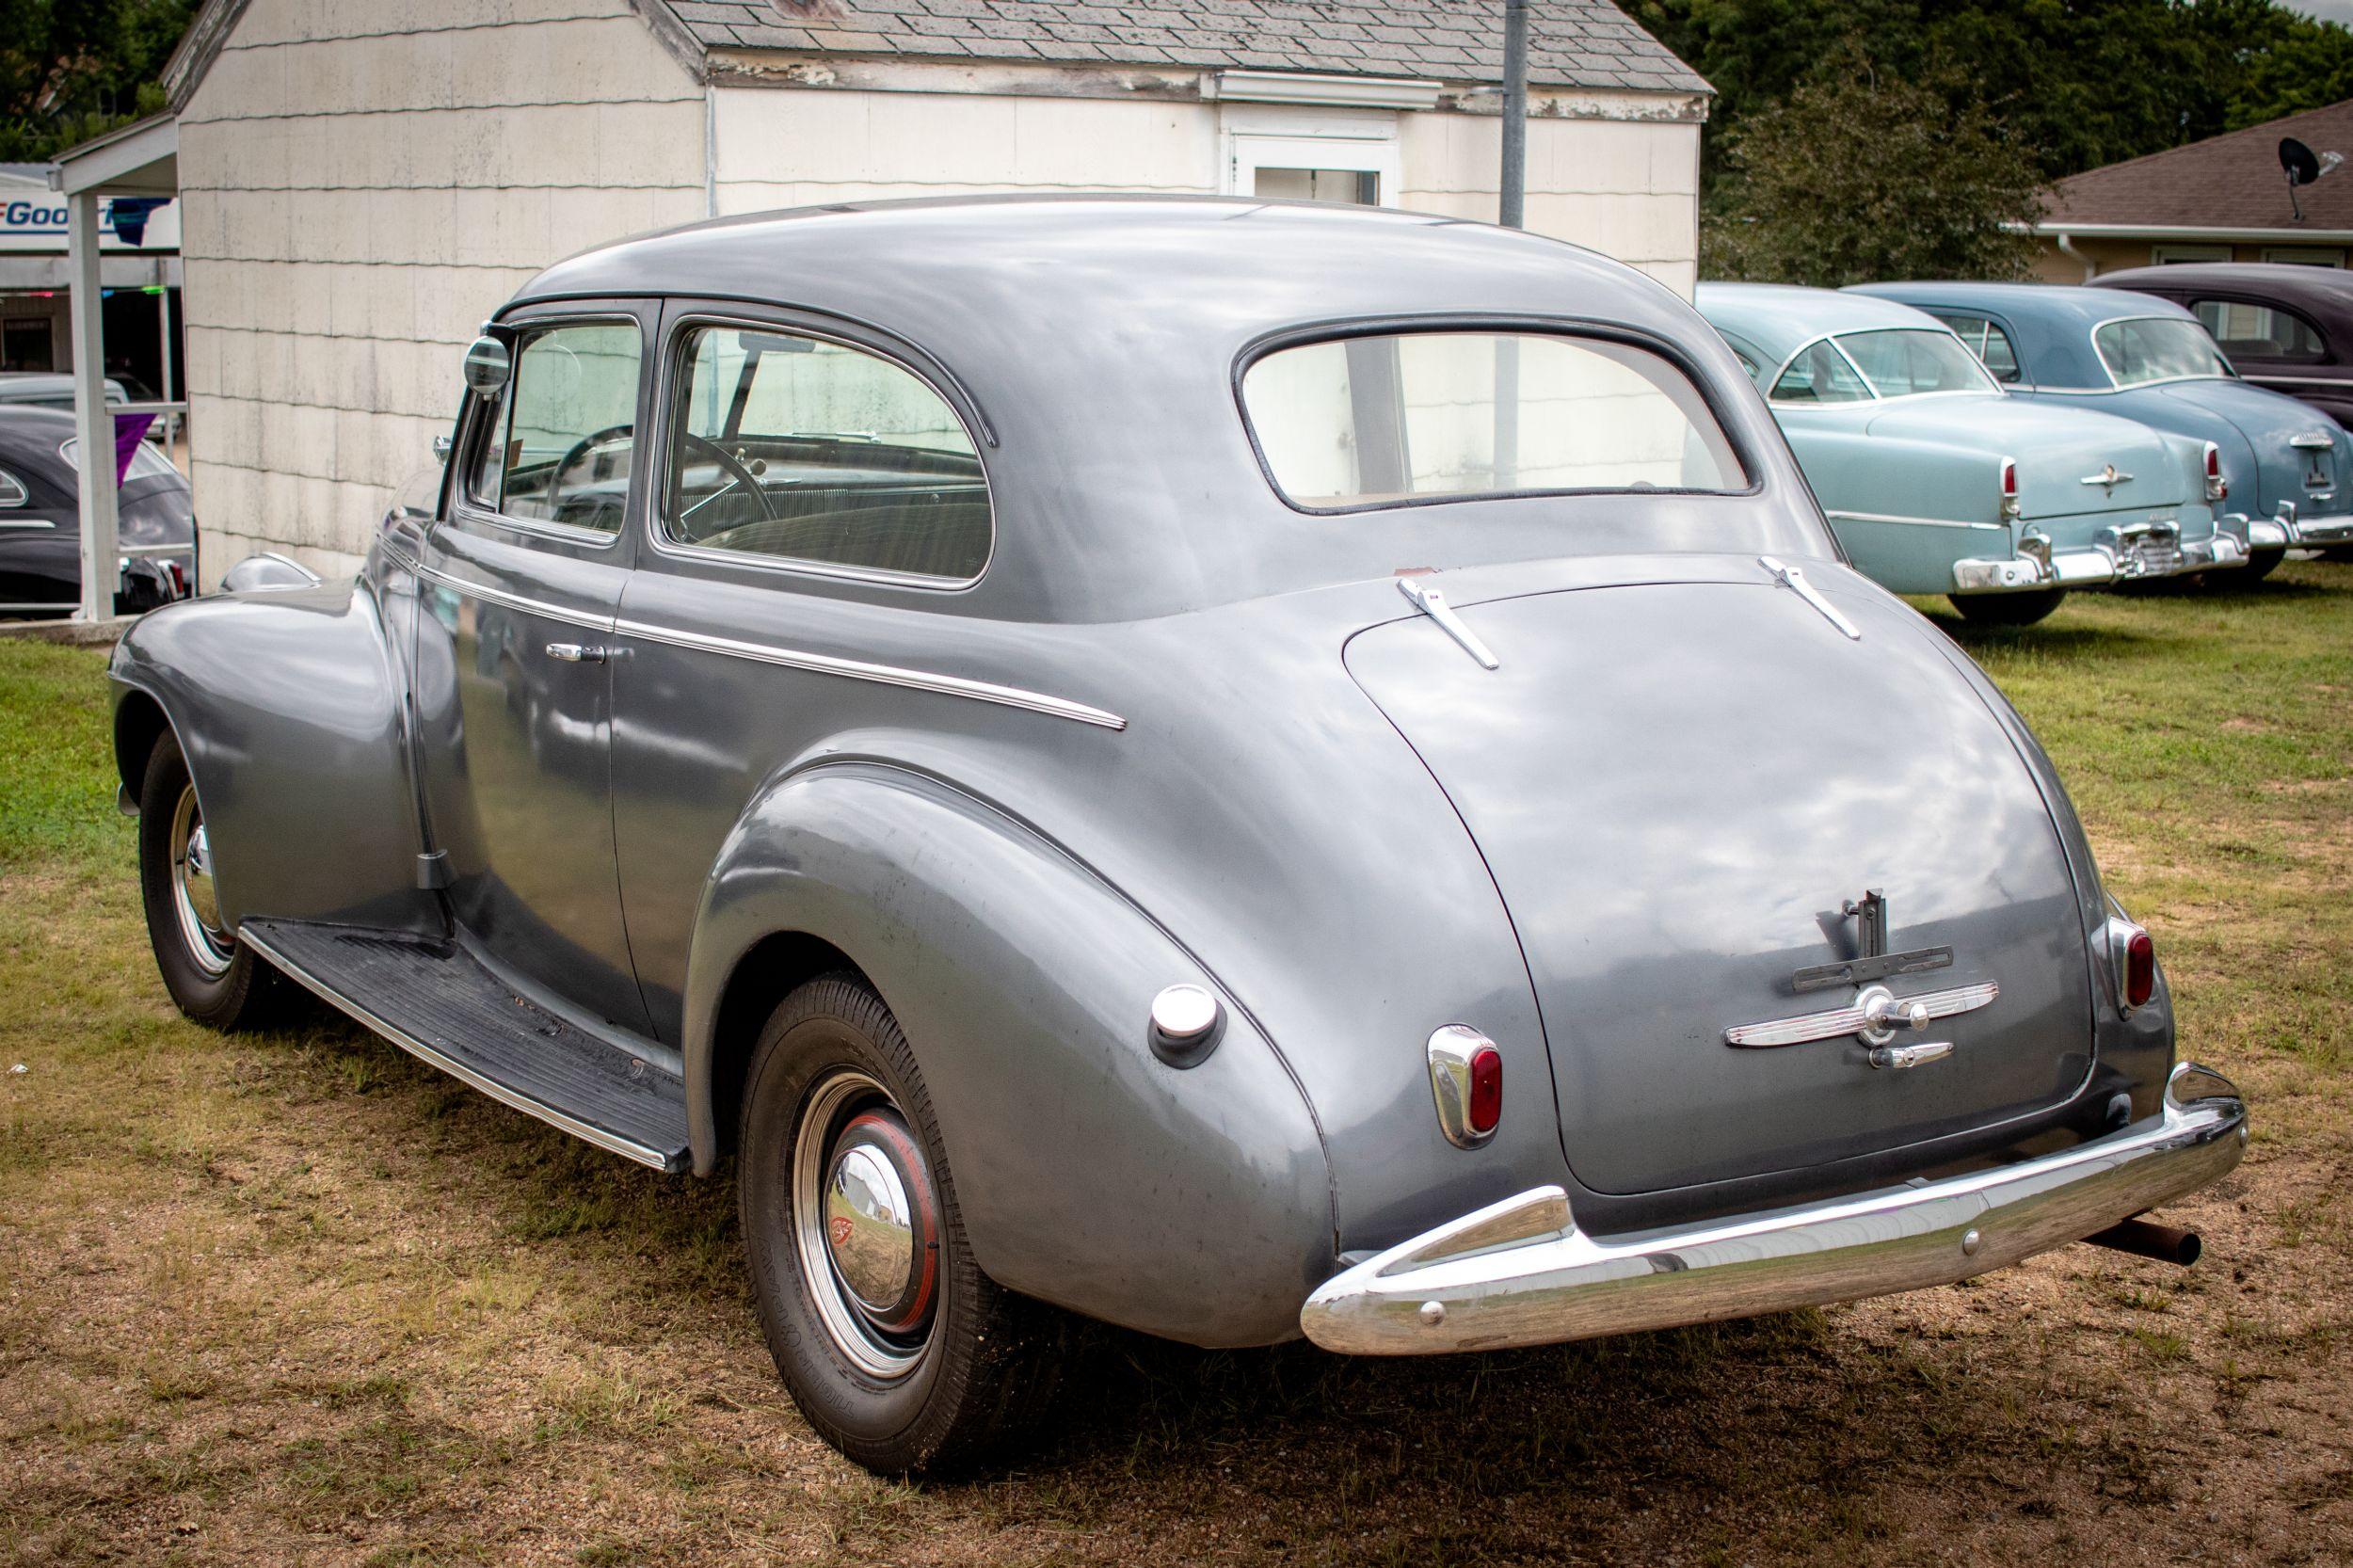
[661,0,1708,92]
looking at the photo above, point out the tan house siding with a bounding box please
[175,0,704,582]
[2032,234,2350,283]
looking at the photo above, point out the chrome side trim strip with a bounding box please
[613,616,1128,731]
[1300,1063,2246,1355]
[1828,509,2004,532]
[383,544,616,633]
[1726,979,1998,1048]
[237,922,677,1172]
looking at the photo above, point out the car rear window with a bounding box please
[1834,328,1995,396]
[1241,331,1747,510]
[2094,316,2232,386]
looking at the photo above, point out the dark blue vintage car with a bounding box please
[1856,280,2353,576]
[0,406,191,617]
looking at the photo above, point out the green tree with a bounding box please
[1702,53,2046,286]
[0,0,197,162]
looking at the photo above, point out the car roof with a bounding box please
[2089,261,2353,305]
[499,196,1805,622]
[1849,282,2206,391]
[1693,282,1947,366]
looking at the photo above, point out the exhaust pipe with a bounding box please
[2084,1218,2201,1267]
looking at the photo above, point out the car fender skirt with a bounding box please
[683,761,1334,1348]
[1301,1063,2244,1355]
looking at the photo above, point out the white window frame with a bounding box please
[2260,246,2346,267]
[1222,107,1402,208]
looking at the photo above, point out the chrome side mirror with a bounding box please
[462,336,510,399]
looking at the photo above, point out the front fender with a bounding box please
[683,760,1335,1348]
[107,578,432,935]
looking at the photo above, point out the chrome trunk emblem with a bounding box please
[2080,463,2134,494]
[1723,980,1997,1048]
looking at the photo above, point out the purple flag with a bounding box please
[112,412,155,483]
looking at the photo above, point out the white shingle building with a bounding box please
[156,0,1710,579]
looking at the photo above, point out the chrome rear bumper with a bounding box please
[1300,1063,2245,1356]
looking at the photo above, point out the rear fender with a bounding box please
[683,760,1334,1348]
[107,579,434,935]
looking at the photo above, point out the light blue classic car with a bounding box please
[1855,280,2353,577]
[1698,284,2236,624]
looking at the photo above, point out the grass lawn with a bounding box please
[3,565,2350,1566]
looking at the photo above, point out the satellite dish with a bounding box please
[2281,136,2345,219]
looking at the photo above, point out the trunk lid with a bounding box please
[1346,572,2095,1194]
[1862,396,2187,519]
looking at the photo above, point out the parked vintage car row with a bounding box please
[112,199,2247,1475]
[1698,273,2353,625]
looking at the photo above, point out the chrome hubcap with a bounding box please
[792,1071,938,1377]
[168,784,232,977]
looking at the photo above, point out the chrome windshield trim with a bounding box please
[1724,979,1998,1048]
[1301,1063,2246,1355]
[612,616,1128,731]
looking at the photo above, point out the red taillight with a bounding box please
[2124,928,2155,1010]
[2204,442,2228,502]
[2001,457,2018,500]
[1466,1045,1502,1136]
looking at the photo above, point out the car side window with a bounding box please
[2191,298,2327,363]
[662,325,990,582]
[0,468,25,508]
[1929,312,2023,384]
[1769,341,1870,404]
[464,321,641,535]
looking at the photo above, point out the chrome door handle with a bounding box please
[545,643,608,664]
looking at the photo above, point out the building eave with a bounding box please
[2034,220,2353,244]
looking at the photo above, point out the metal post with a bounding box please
[67,190,118,623]
[157,264,178,459]
[1499,0,1529,229]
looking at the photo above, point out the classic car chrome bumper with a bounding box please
[1952,524,2242,596]
[1299,1062,2245,1355]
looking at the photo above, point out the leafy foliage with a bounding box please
[1701,53,2046,285]
[0,0,196,162]
[1625,0,2353,283]
[1631,0,2353,184]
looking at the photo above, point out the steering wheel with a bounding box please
[676,431,778,526]
[552,423,636,487]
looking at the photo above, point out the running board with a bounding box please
[239,919,689,1172]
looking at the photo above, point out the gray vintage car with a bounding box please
[109,198,2246,1474]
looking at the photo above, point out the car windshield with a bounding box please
[1833,329,1996,397]
[1241,330,1747,508]
[2093,316,2232,386]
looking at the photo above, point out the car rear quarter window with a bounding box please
[1241,330,1747,510]
[1769,341,1870,405]
[660,326,990,583]
[2191,299,2328,364]
[1929,312,2024,383]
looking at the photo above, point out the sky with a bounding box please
[2287,0,2353,24]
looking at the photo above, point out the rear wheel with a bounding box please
[136,731,283,1030]
[1950,588,2065,627]
[738,974,1067,1473]
[2241,548,2287,582]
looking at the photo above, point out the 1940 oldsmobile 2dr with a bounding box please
[1859,280,2353,577]
[1699,283,2239,626]
[109,198,2247,1473]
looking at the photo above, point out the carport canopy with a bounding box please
[51,113,180,621]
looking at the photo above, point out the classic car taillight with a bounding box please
[1466,1045,1502,1137]
[1428,1025,1503,1148]
[2203,441,2227,503]
[2123,926,2155,1010]
[2000,457,2020,519]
